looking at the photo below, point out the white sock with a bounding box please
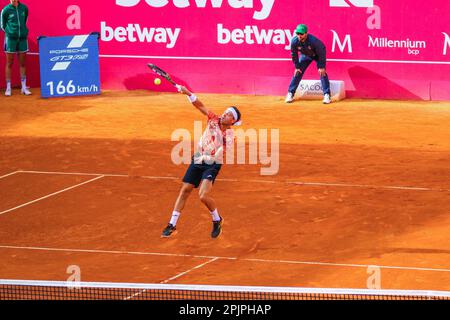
[21,77,26,89]
[169,211,181,226]
[6,80,11,90]
[210,209,220,222]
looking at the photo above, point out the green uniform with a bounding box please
[1,2,29,53]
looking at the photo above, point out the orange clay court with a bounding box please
[0,90,450,291]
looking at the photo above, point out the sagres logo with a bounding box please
[330,0,373,7]
[49,35,90,71]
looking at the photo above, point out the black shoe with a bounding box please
[161,223,176,238]
[211,217,223,238]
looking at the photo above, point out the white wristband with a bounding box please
[188,94,197,103]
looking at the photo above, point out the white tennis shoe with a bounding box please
[21,87,32,96]
[323,93,331,104]
[5,87,12,96]
[285,92,294,103]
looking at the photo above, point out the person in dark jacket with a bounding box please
[285,24,330,104]
[1,0,31,96]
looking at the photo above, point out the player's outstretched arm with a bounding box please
[177,85,208,116]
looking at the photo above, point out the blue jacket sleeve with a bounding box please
[290,37,301,69]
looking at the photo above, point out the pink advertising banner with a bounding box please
[2,0,450,100]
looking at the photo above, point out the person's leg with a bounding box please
[162,162,201,237]
[198,176,223,238]
[163,182,194,230]
[172,182,195,219]
[317,61,331,103]
[287,72,302,97]
[5,53,14,82]
[320,73,331,104]
[320,73,331,96]
[287,56,313,95]
[5,53,14,96]
[198,179,217,213]
[18,51,31,95]
[161,182,194,235]
[162,183,194,237]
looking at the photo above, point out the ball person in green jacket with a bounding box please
[1,0,31,96]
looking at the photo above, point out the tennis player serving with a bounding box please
[161,85,242,238]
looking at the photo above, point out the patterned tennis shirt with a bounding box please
[197,111,234,162]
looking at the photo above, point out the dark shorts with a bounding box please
[182,160,222,188]
[4,36,28,53]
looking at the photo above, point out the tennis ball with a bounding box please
[154,78,161,85]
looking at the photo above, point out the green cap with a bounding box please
[295,24,308,34]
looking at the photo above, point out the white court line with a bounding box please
[0,171,20,179]
[125,257,220,300]
[17,170,450,192]
[288,181,439,191]
[100,54,450,65]
[328,58,450,65]
[160,258,220,284]
[18,170,123,177]
[27,52,450,65]
[1,245,449,274]
[141,175,178,181]
[244,258,450,273]
[0,176,105,216]
[0,245,234,260]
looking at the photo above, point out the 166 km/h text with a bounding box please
[46,81,99,96]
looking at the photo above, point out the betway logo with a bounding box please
[218,24,294,50]
[101,22,180,48]
[51,35,90,71]
[115,0,275,20]
[330,0,373,7]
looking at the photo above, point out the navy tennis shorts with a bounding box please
[182,159,222,188]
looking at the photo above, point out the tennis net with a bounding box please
[1,279,449,300]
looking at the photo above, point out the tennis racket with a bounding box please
[147,63,178,87]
